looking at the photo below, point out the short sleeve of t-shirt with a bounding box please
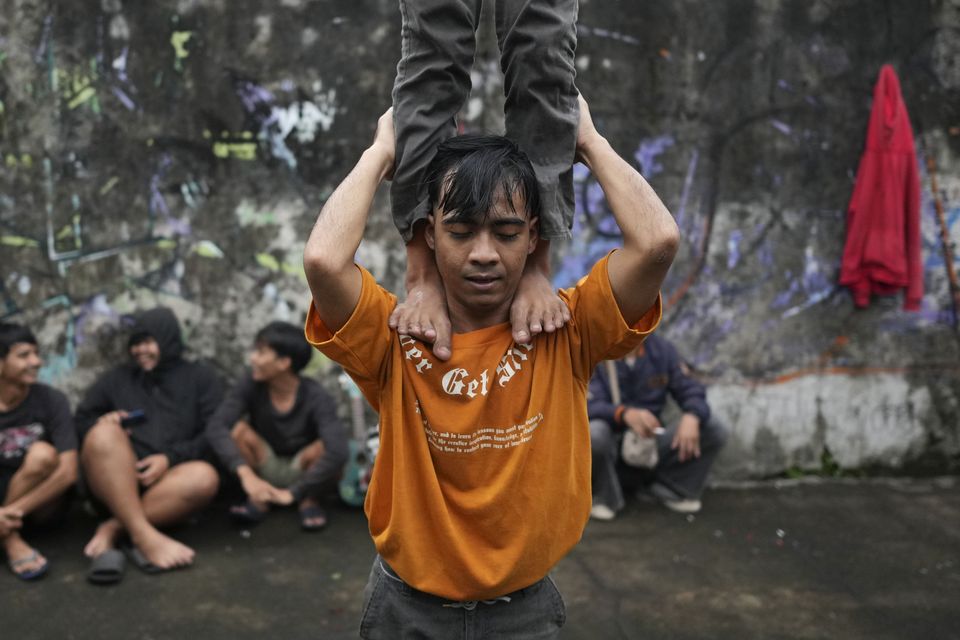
[304,265,396,408]
[0,384,76,453]
[41,386,76,452]
[561,252,662,382]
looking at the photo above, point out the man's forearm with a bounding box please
[578,127,678,324]
[578,135,678,261]
[305,146,392,275]
[304,137,394,331]
[9,453,76,515]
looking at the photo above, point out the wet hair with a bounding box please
[254,321,312,373]
[0,322,38,359]
[424,134,541,226]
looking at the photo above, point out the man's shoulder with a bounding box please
[28,383,70,407]
[175,358,219,379]
[306,264,397,352]
[297,376,334,403]
[92,364,134,386]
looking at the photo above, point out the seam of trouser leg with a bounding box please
[391,0,478,240]
[496,0,579,235]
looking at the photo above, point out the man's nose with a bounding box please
[468,232,499,264]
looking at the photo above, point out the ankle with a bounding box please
[126,521,159,545]
[405,268,441,293]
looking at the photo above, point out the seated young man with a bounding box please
[302,96,678,636]
[206,321,349,530]
[588,334,729,518]
[0,323,78,581]
[75,307,222,581]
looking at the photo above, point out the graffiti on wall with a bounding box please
[0,1,957,473]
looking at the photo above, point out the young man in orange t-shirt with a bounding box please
[303,96,678,637]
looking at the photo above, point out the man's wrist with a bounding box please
[614,405,628,426]
[681,412,702,427]
[577,134,609,169]
[363,145,394,182]
[236,464,257,480]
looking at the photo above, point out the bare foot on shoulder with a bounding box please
[390,280,452,360]
[132,529,195,570]
[510,268,570,344]
[84,519,123,558]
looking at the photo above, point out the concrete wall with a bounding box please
[1,0,958,477]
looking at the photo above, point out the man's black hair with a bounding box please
[424,134,541,226]
[0,322,38,359]
[254,321,312,373]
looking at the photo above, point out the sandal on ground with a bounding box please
[299,505,327,532]
[87,549,125,585]
[123,544,184,575]
[8,549,49,581]
[229,499,269,525]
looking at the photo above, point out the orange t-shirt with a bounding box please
[305,254,661,600]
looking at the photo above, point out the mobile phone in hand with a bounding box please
[121,409,147,427]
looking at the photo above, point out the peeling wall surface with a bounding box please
[1,0,958,477]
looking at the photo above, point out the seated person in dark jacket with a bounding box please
[0,323,78,581]
[76,307,222,574]
[206,321,348,530]
[587,334,727,518]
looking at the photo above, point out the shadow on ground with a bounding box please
[3,478,958,639]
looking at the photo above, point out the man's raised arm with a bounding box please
[303,109,396,333]
[576,97,680,325]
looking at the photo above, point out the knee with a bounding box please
[82,417,126,454]
[23,441,60,476]
[185,462,220,501]
[589,419,614,451]
[702,417,730,449]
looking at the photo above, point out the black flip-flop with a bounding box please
[87,549,125,585]
[299,505,327,532]
[123,544,185,575]
[229,499,269,525]
[8,549,49,581]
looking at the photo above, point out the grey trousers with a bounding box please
[590,417,729,511]
[360,556,566,639]
[391,0,580,241]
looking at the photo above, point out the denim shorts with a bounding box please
[359,556,566,639]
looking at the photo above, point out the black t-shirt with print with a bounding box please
[0,383,75,467]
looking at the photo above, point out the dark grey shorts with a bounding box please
[391,0,580,242]
[360,556,566,639]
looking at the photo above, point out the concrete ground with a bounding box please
[3,477,958,640]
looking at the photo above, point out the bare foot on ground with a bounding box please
[132,529,195,570]
[84,519,123,558]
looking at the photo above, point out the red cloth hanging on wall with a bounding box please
[839,64,923,310]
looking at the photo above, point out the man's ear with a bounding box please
[424,214,436,250]
[278,355,293,373]
[527,216,539,255]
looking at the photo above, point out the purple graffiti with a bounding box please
[149,154,191,237]
[771,119,792,136]
[675,149,699,229]
[634,135,675,178]
[727,230,743,269]
[34,14,54,63]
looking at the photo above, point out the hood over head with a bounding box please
[866,64,915,154]
[127,307,184,366]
